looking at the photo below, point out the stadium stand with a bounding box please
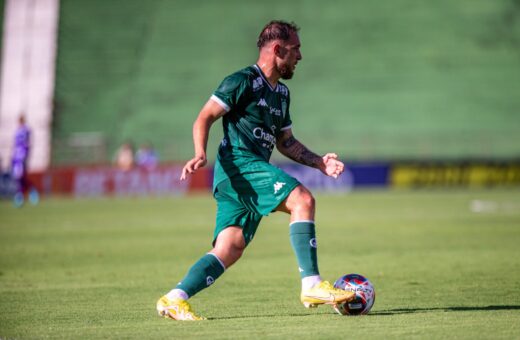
[52,0,520,165]
[0,1,3,46]
[0,0,58,171]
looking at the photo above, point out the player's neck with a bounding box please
[256,61,279,88]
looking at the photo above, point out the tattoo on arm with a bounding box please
[279,135,322,168]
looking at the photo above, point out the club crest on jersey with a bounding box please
[252,77,263,91]
[277,84,288,97]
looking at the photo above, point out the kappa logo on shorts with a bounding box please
[273,181,286,194]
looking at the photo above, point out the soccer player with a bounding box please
[11,115,39,207]
[157,20,355,321]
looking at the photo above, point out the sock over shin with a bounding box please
[175,253,225,298]
[289,221,320,279]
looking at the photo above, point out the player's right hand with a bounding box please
[180,155,207,180]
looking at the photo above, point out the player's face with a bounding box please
[276,32,302,80]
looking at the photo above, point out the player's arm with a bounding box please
[180,99,227,180]
[276,128,344,179]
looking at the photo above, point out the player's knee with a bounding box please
[229,234,246,253]
[294,188,315,213]
[213,226,246,267]
[221,242,245,268]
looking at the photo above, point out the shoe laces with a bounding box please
[175,300,204,320]
[320,281,348,294]
[177,300,194,313]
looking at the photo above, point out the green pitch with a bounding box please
[1,189,519,339]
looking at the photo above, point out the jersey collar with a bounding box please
[253,64,278,92]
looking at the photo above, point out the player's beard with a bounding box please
[277,61,294,80]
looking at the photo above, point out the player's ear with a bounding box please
[274,43,286,58]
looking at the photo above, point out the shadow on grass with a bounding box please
[372,305,520,316]
[209,311,321,320]
[210,305,520,320]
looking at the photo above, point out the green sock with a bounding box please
[290,221,320,278]
[176,253,225,298]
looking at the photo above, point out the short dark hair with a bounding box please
[257,20,300,49]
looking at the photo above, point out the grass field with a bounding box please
[1,189,519,339]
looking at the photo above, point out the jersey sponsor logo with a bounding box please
[274,181,286,194]
[253,127,276,151]
[269,107,282,116]
[257,98,282,116]
[257,98,268,107]
[252,77,263,91]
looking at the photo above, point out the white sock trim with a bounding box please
[302,275,323,290]
[289,220,315,227]
[207,252,226,271]
[166,288,189,301]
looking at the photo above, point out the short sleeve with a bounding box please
[281,92,292,131]
[211,73,248,112]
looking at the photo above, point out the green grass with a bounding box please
[1,189,520,339]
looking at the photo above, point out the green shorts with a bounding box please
[212,159,300,246]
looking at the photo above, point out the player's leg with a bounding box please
[173,226,245,299]
[23,172,39,205]
[276,185,355,307]
[11,161,25,207]
[276,185,319,281]
[210,226,246,268]
[157,226,245,321]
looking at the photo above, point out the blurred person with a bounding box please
[135,142,159,170]
[114,141,135,171]
[156,20,354,321]
[11,115,39,207]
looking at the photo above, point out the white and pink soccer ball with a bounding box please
[333,273,375,315]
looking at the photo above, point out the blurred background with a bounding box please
[1,0,519,197]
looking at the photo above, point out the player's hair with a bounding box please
[257,20,300,49]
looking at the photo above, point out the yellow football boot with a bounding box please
[156,296,205,321]
[300,280,356,308]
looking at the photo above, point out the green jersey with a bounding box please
[212,65,293,187]
[209,64,300,243]
[212,65,292,160]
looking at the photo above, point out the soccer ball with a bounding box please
[333,273,375,315]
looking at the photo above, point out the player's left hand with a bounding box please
[321,153,344,179]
